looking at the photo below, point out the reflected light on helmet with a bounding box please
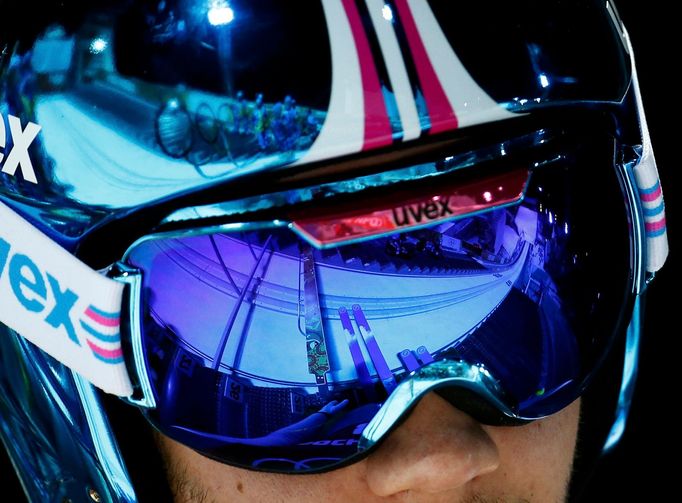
[208,0,235,26]
[89,38,108,54]
[382,4,394,21]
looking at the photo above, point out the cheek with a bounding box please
[158,433,371,503]
[479,400,581,498]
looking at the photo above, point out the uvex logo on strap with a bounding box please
[1,113,42,184]
[0,237,122,364]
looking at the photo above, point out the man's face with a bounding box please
[157,394,580,502]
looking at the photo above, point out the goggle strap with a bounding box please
[0,201,133,396]
[625,29,669,273]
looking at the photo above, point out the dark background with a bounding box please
[586,2,679,500]
[1,2,678,501]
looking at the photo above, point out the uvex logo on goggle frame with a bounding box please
[0,113,42,184]
[391,197,455,226]
[0,237,123,364]
[292,168,530,247]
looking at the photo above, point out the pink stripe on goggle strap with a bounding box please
[85,307,120,327]
[87,340,124,360]
[645,217,666,233]
[342,0,393,150]
[393,0,458,134]
[640,183,662,202]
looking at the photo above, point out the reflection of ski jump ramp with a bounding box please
[145,235,529,387]
[35,95,283,207]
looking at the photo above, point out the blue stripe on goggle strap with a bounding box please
[638,180,661,194]
[87,305,120,319]
[642,201,665,217]
[79,320,121,343]
[647,226,667,238]
[85,340,125,364]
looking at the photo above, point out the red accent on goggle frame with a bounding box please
[292,168,530,246]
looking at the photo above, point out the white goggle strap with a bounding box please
[0,201,134,396]
[624,29,669,273]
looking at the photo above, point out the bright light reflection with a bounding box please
[539,73,550,88]
[549,211,554,224]
[382,4,394,21]
[89,38,107,54]
[483,191,493,203]
[565,222,569,235]
[208,0,235,26]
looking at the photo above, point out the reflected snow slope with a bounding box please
[36,93,293,207]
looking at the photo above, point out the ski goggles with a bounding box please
[0,120,665,474]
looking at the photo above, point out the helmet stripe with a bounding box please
[392,0,459,133]
[401,0,517,130]
[342,0,393,149]
[295,0,365,164]
[365,0,422,141]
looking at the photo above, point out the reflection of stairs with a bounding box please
[333,242,485,276]
[243,230,492,277]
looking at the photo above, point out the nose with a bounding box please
[364,392,500,496]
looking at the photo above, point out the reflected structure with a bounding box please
[1,1,329,218]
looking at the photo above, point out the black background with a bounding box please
[586,2,679,500]
[1,2,678,501]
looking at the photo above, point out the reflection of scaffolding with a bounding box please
[143,316,329,438]
[522,239,552,305]
[212,235,273,370]
[524,271,546,304]
[300,245,330,387]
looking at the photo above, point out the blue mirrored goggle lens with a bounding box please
[125,159,631,472]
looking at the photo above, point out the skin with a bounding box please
[156,394,580,503]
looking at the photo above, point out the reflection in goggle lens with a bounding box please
[126,161,630,471]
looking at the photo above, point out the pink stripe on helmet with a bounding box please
[393,0,458,134]
[342,0,393,149]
